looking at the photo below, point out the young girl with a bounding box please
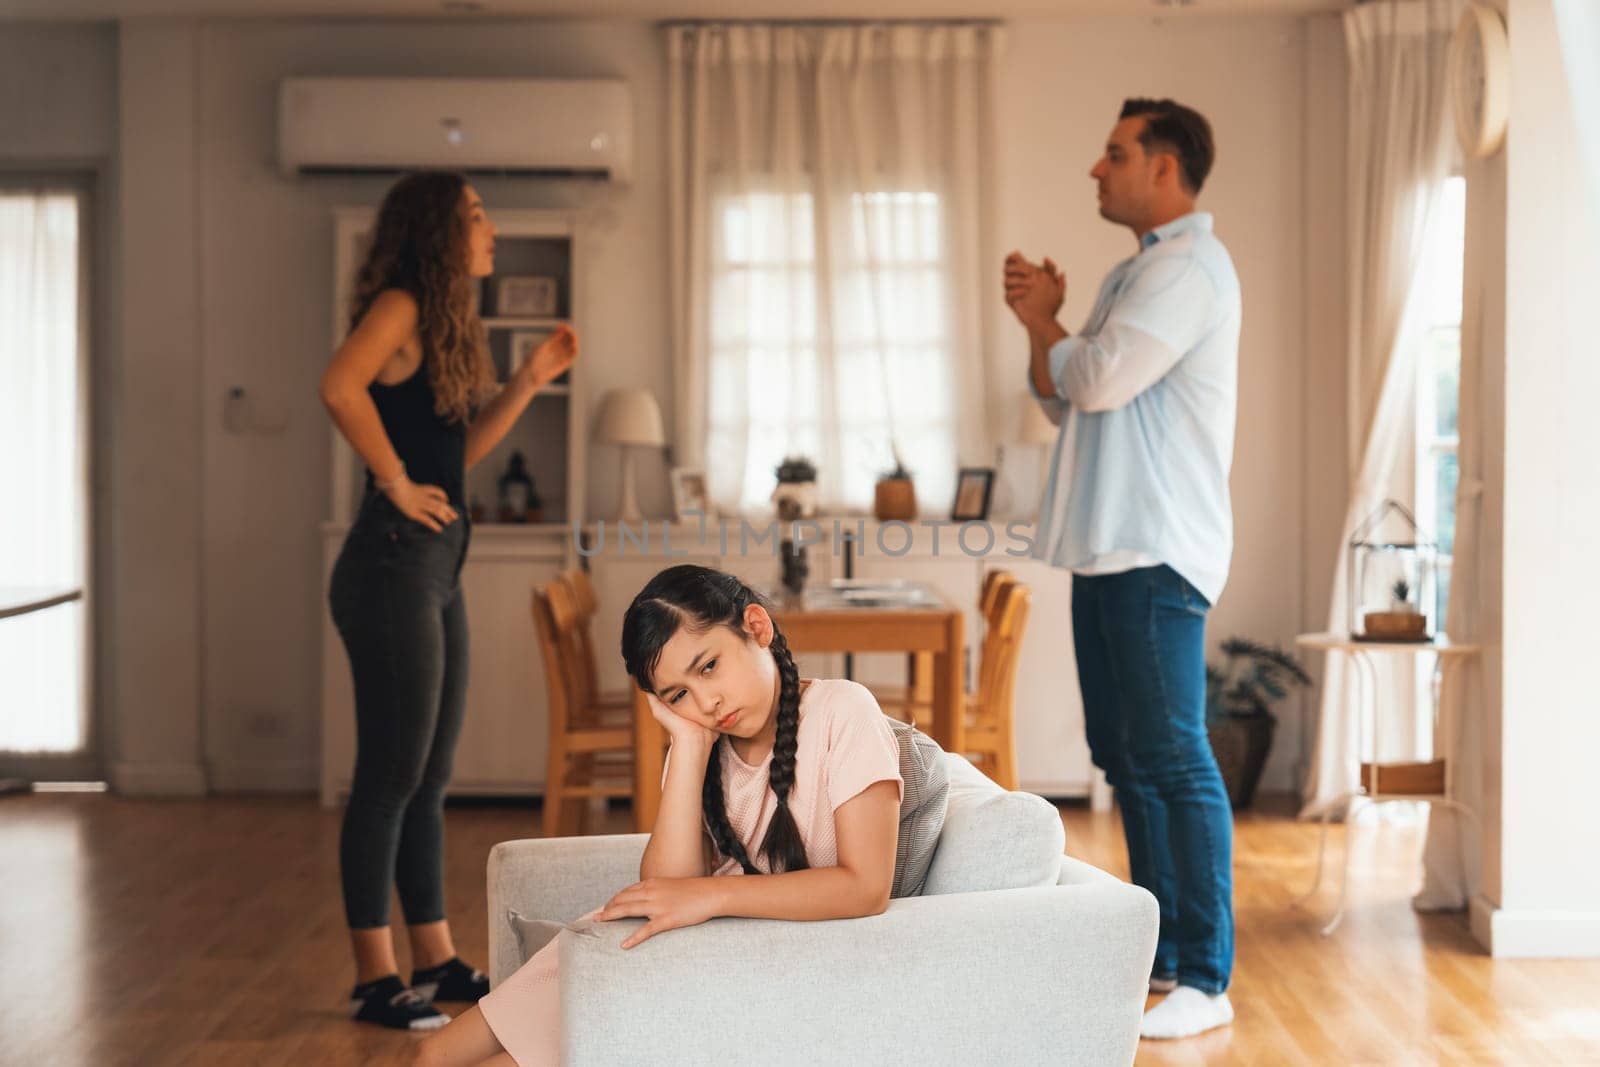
[417,563,943,1067]
[321,171,578,1031]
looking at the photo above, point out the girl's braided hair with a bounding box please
[621,564,809,874]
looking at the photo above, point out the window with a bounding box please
[707,188,957,514]
[0,187,89,757]
[1414,175,1466,619]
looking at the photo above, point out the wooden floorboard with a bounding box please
[4,791,1598,1065]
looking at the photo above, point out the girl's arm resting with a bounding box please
[601,780,899,947]
[638,740,715,881]
[319,289,417,480]
[710,780,899,920]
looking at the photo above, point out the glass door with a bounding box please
[0,177,95,783]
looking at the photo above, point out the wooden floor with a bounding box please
[5,792,1599,1066]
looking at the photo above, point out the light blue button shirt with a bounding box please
[1029,211,1241,605]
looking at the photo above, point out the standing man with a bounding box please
[1005,98,1239,1041]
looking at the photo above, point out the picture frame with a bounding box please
[950,467,996,522]
[508,331,544,381]
[670,467,711,521]
[496,275,559,317]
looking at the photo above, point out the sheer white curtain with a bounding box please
[1303,0,1461,816]
[0,189,86,754]
[667,22,1000,515]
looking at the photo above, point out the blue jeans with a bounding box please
[1072,564,1234,994]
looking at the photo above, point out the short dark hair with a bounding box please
[1119,98,1215,195]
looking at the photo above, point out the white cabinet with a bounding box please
[1005,556,1093,796]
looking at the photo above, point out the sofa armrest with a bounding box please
[487,834,648,986]
[557,880,1158,1066]
[1058,853,1127,888]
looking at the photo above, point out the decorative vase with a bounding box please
[874,478,916,522]
[1206,715,1276,810]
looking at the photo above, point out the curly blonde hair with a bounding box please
[348,171,495,423]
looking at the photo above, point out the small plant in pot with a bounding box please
[1205,637,1313,810]
[873,445,917,522]
[770,455,819,522]
[1361,577,1429,640]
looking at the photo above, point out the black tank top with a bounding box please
[367,358,466,509]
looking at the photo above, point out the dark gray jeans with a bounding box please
[329,491,471,930]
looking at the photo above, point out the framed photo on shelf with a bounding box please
[670,467,711,521]
[508,331,545,380]
[496,275,558,317]
[950,467,995,521]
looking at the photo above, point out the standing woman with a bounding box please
[320,171,577,1031]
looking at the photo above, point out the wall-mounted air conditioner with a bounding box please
[278,77,632,183]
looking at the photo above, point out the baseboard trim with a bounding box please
[1471,893,1600,958]
[207,759,317,794]
[109,761,208,796]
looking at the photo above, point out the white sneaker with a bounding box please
[1139,986,1234,1040]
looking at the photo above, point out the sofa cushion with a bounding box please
[921,752,1065,896]
[887,717,950,898]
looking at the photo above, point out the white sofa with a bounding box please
[487,752,1158,1065]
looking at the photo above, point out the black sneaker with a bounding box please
[410,957,490,1003]
[349,975,449,1031]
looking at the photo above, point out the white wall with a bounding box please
[993,14,1344,792]
[0,23,117,159]
[1469,0,1600,957]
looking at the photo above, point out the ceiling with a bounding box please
[0,0,1349,22]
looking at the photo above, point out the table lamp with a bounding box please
[594,388,665,522]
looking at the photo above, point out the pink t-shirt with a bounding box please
[479,678,903,1067]
[691,677,905,874]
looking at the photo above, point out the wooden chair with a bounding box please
[534,577,634,837]
[560,568,633,713]
[882,569,1015,724]
[961,579,1030,789]
[873,570,1030,790]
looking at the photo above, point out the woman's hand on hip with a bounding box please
[596,877,722,949]
[384,476,458,532]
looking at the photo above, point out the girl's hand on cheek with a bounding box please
[646,693,717,753]
[596,877,722,949]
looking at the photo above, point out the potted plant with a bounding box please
[770,455,819,522]
[1204,637,1313,809]
[1362,577,1428,640]
[873,445,917,522]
